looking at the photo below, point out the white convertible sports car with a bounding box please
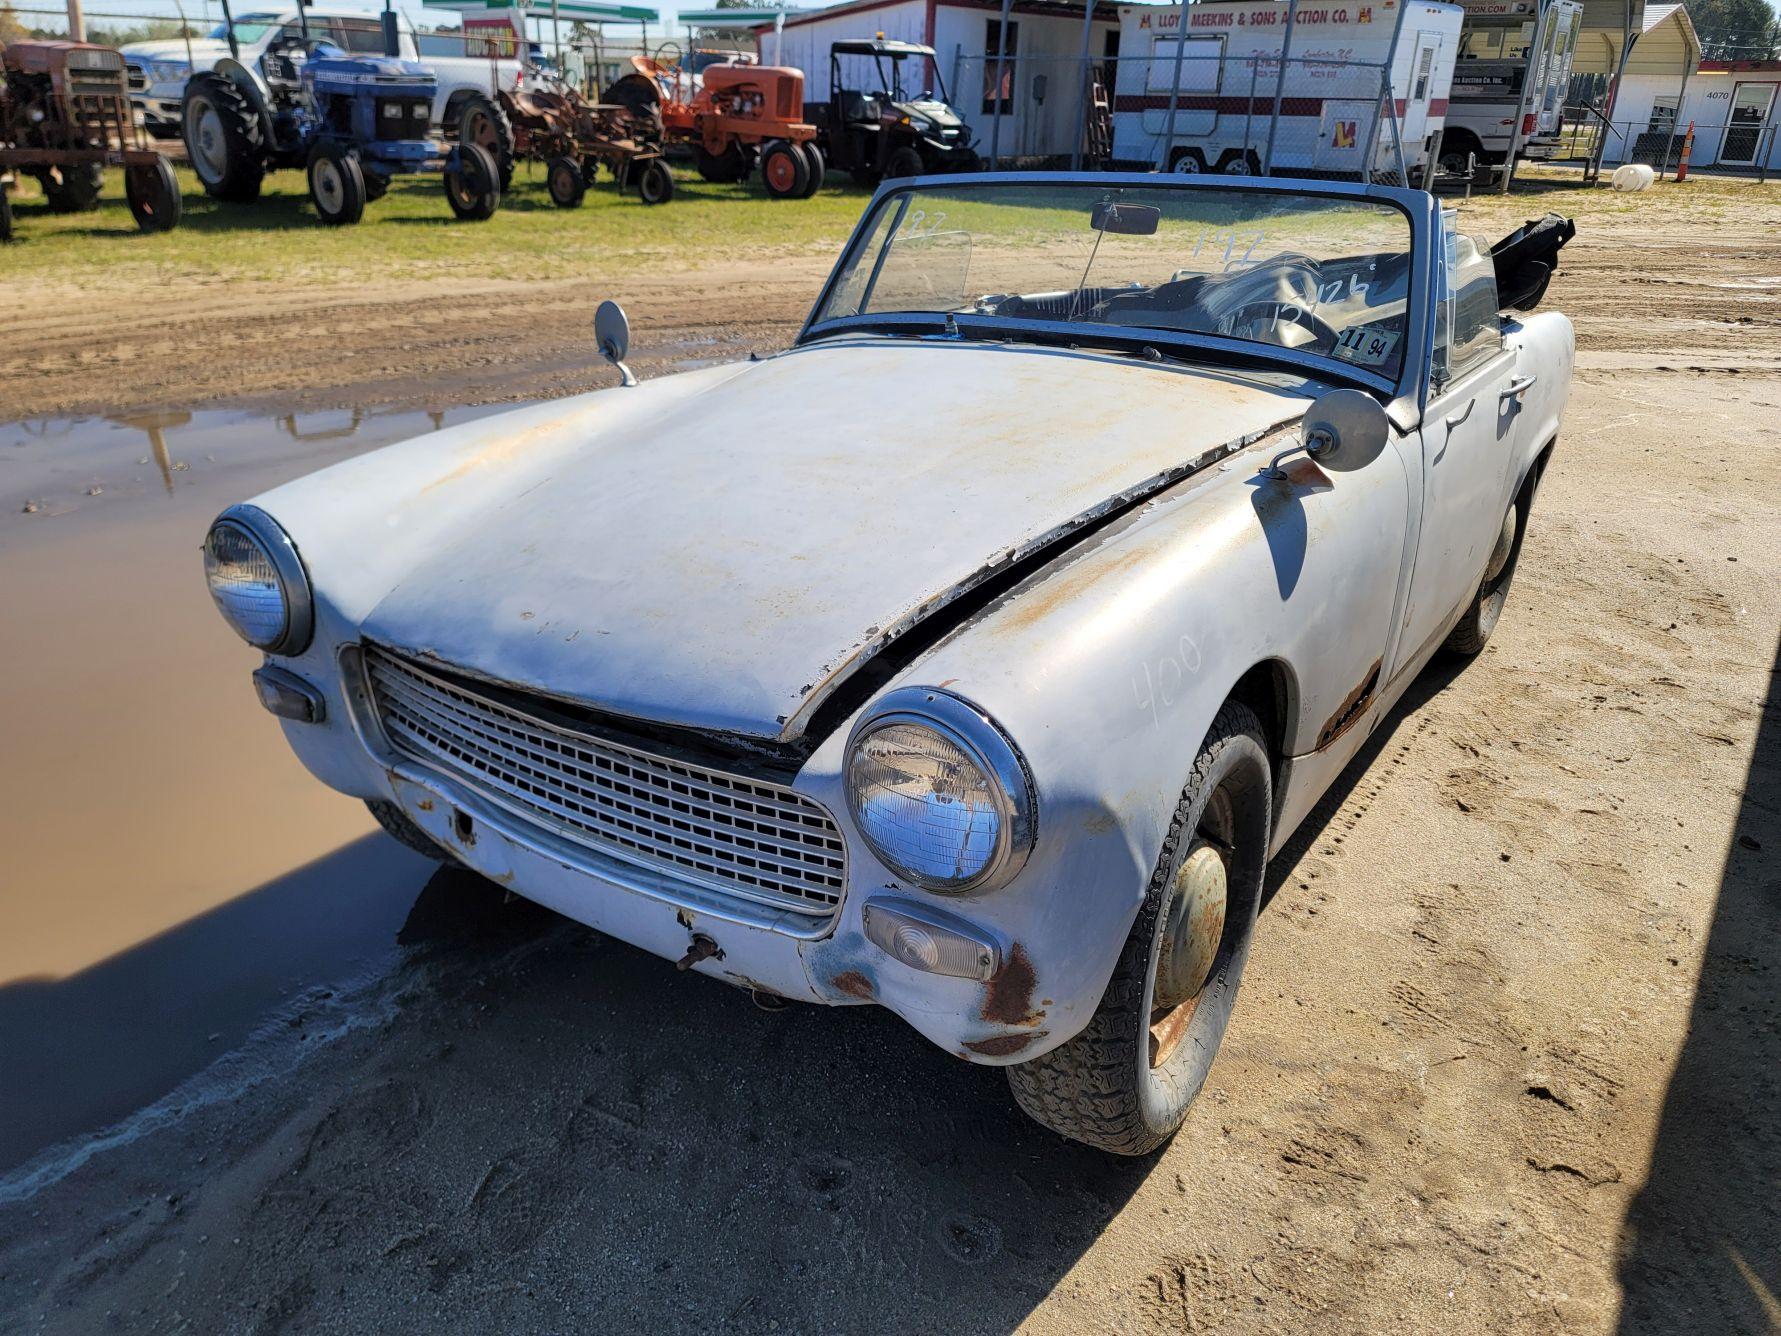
[202,174,1574,1153]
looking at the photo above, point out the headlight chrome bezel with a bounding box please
[203,503,314,656]
[844,686,1036,895]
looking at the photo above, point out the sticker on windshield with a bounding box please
[1332,325,1400,368]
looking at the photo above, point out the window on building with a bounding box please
[983,19,1018,115]
[1648,96,1679,134]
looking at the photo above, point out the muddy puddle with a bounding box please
[0,403,514,1172]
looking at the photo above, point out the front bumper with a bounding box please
[264,641,1140,1066]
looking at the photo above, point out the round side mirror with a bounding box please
[1302,388,1390,473]
[594,299,630,363]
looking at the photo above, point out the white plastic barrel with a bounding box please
[1611,163,1656,192]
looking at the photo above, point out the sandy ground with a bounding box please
[0,180,1777,1332]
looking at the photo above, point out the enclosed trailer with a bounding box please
[1112,0,1463,180]
[1441,0,1582,171]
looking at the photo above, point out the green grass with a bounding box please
[1,162,874,286]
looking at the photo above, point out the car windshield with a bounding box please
[208,15,282,42]
[810,182,1415,379]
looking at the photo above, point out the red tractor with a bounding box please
[605,56,824,200]
[0,39,181,240]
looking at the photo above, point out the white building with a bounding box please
[1597,51,1781,170]
[750,0,1120,160]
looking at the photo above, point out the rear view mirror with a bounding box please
[1090,201,1160,236]
[1302,388,1390,472]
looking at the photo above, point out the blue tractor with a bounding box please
[299,52,498,225]
[180,0,498,225]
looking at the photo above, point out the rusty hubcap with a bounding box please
[1149,840,1228,1068]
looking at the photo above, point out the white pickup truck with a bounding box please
[122,9,523,140]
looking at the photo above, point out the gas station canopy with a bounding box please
[676,7,794,24]
[427,0,662,21]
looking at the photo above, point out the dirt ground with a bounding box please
[0,177,1776,1333]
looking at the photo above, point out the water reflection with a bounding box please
[0,397,518,1171]
[3,402,499,520]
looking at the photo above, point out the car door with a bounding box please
[1392,214,1525,673]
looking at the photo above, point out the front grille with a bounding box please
[126,62,148,92]
[364,647,847,920]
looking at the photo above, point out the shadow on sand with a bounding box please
[1616,630,1781,1332]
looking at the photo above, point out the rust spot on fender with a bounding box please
[981,945,1041,1027]
[963,1031,1049,1058]
[1316,658,1382,751]
[832,970,874,1000]
[415,799,434,812]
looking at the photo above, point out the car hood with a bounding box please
[121,38,226,64]
[360,340,1310,744]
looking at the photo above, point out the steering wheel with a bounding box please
[1220,300,1341,352]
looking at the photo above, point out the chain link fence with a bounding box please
[1550,109,1780,182]
[954,49,1417,185]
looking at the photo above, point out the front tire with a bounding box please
[1007,701,1272,1155]
[883,145,924,181]
[457,92,516,191]
[1443,499,1522,656]
[444,142,500,221]
[182,74,265,202]
[759,139,808,198]
[636,158,674,205]
[796,140,825,197]
[367,800,462,867]
[547,155,585,208]
[43,163,104,213]
[125,157,182,232]
[307,143,366,226]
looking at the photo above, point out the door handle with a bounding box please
[1500,374,1538,400]
[1443,399,1476,430]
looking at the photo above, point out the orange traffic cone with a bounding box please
[1676,121,1696,181]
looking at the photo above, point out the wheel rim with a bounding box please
[190,100,227,179]
[1477,505,1519,630]
[551,163,574,199]
[764,150,796,193]
[465,108,498,152]
[312,159,344,213]
[1171,155,1200,174]
[1223,157,1251,176]
[1149,789,1236,1068]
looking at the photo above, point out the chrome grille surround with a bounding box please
[362,647,847,922]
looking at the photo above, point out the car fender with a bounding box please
[795,416,1415,1060]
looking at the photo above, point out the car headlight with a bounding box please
[151,60,189,83]
[201,504,314,655]
[844,687,1035,894]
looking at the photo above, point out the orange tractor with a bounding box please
[604,56,824,199]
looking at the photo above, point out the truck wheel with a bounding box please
[457,93,516,191]
[1006,701,1272,1155]
[695,142,750,183]
[547,155,586,207]
[637,158,674,205]
[183,74,265,202]
[125,157,182,232]
[760,140,808,198]
[444,142,501,221]
[308,143,366,226]
[1443,500,1523,657]
[366,800,463,868]
[1168,148,1207,174]
[44,164,104,213]
[796,141,825,196]
[883,146,924,181]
